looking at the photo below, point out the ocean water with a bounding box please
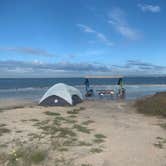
[0,77,166,102]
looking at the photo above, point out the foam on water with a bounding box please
[0,77,166,101]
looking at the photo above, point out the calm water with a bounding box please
[0,77,166,101]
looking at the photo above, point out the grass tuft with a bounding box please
[0,124,7,127]
[94,134,106,139]
[29,119,39,122]
[73,124,91,134]
[30,150,47,164]
[0,127,11,136]
[78,141,92,146]
[93,138,105,144]
[159,123,166,130]
[135,92,166,117]
[44,111,61,116]
[82,120,94,126]
[67,109,79,114]
[90,148,103,153]
[154,142,164,149]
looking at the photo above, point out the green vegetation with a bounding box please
[15,130,22,133]
[135,92,166,117]
[68,115,77,118]
[79,107,86,111]
[159,123,166,130]
[154,137,166,149]
[44,111,61,116]
[78,141,92,146]
[90,148,103,153]
[0,127,11,136]
[29,119,39,122]
[67,109,80,114]
[30,150,47,164]
[0,144,7,148]
[93,134,106,144]
[154,142,164,149]
[0,152,8,165]
[57,127,77,138]
[67,107,85,115]
[93,138,105,144]
[0,105,106,165]
[94,134,106,139]
[1,146,47,166]
[54,156,74,166]
[73,124,91,134]
[0,124,6,127]
[28,133,43,140]
[82,120,95,125]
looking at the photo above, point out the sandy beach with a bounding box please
[0,99,166,166]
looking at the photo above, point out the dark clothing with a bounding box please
[117,78,124,89]
[84,79,90,92]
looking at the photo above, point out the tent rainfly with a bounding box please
[39,83,83,106]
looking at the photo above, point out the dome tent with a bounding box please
[39,83,83,106]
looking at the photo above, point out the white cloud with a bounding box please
[77,24,95,33]
[0,60,165,77]
[0,47,55,57]
[108,8,141,40]
[138,4,160,13]
[77,24,114,46]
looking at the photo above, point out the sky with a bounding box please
[0,0,166,77]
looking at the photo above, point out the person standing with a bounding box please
[84,78,90,92]
[117,78,125,98]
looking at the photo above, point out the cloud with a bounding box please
[0,60,111,77]
[112,60,166,76]
[138,4,160,13]
[108,8,141,40]
[0,60,165,77]
[77,24,114,46]
[0,47,55,57]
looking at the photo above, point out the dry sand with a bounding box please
[0,99,165,166]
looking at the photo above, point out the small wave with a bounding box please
[0,84,166,92]
[0,87,49,92]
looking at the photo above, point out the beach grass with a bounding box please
[159,123,166,130]
[73,124,91,134]
[44,111,61,116]
[0,124,7,127]
[0,127,11,136]
[29,118,39,122]
[29,150,47,164]
[154,142,164,149]
[54,156,74,166]
[93,138,105,144]
[78,141,92,146]
[67,109,80,114]
[135,92,166,117]
[1,146,47,166]
[82,120,95,125]
[68,115,77,118]
[94,134,106,139]
[90,147,103,153]
[0,104,106,165]
[67,107,85,115]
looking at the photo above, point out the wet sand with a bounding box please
[0,99,165,166]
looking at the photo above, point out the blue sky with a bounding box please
[0,0,166,77]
